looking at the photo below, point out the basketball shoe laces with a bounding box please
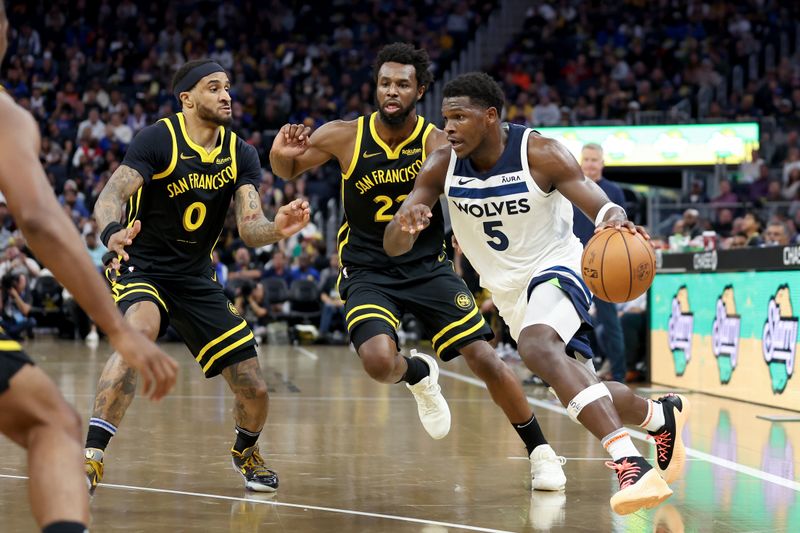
[416,381,442,415]
[239,448,273,477]
[605,459,642,489]
[651,431,673,463]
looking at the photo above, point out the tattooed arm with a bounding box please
[94,165,144,228]
[235,184,311,247]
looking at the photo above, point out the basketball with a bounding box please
[581,228,656,303]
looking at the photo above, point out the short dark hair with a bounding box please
[171,59,217,95]
[443,72,505,115]
[373,43,433,89]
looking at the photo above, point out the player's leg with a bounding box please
[0,357,87,532]
[458,339,566,491]
[515,280,672,514]
[84,298,163,494]
[345,279,450,439]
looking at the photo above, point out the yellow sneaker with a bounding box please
[84,448,104,495]
[231,445,279,492]
[607,456,672,515]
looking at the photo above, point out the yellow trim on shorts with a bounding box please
[152,118,178,179]
[435,316,487,357]
[347,313,397,331]
[431,305,479,347]
[345,304,399,327]
[113,288,168,311]
[341,116,364,180]
[202,331,255,373]
[196,320,248,363]
[0,339,23,351]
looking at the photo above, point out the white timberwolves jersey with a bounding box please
[444,124,584,298]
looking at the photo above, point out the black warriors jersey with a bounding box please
[120,113,261,274]
[338,112,444,269]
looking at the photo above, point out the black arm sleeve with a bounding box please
[235,140,263,190]
[121,121,172,184]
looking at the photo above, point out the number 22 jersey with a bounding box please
[120,112,262,274]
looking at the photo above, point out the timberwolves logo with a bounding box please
[228,301,240,317]
[455,292,473,310]
[762,285,798,394]
[667,286,693,376]
[711,286,741,384]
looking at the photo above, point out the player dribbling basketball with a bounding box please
[385,72,690,515]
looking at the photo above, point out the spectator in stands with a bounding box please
[739,147,764,183]
[681,208,703,238]
[742,212,764,246]
[713,208,735,237]
[84,231,106,272]
[618,292,647,383]
[58,179,90,220]
[262,249,293,286]
[530,94,560,126]
[727,232,749,249]
[289,253,320,284]
[682,180,709,204]
[0,244,40,280]
[76,107,105,141]
[318,254,345,343]
[235,281,269,333]
[749,164,772,203]
[0,271,35,340]
[0,195,14,251]
[764,221,792,247]
[212,249,229,288]
[784,169,800,200]
[227,246,262,291]
[710,179,739,205]
[783,147,800,184]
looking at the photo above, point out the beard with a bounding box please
[197,102,232,126]
[376,98,417,126]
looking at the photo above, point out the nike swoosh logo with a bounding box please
[180,153,196,160]
[457,178,476,185]
[362,151,382,159]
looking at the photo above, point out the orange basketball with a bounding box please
[581,228,656,303]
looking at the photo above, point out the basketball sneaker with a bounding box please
[405,350,451,440]
[607,456,672,515]
[84,448,104,495]
[231,444,279,492]
[649,394,691,484]
[529,444,567,491]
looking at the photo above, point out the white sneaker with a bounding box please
[86,329,99,347]
[530,444,567,491]
[405,349,451,440]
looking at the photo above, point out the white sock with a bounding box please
[602,428,641,461]
[639,399,667,432]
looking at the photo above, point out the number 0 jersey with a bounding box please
[443,124,584,297]
[121,113,261,274]
[338,112,444,269]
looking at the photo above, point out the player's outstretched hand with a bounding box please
[276,199,311,238]
[395,204,433,235]
[108,325,178,401]
[272,123,312,158]
[107,219,141,262]
[595,219,651,241]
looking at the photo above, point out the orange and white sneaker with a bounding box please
[607,456,673,515]
[649,394,691,484]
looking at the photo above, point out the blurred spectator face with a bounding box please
[765,223,790,246]
[743,213,761,233]
[5,245,19,260]
[89,109,100,123]
[185,72,232,126]
[298,254,310,269]
[682,209,699,227]
[767,180,782,199]
[234,247,250,266]
[251,282,264,301]
[580,146,604,180]
[672,219,685,235]
[86,232,98,249]
[730,233,748,248]
[272,251,286,269]
[719,179,732,194]
[375,62,422,126]
[718,208,733,225]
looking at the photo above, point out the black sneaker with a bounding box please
[606,456,672,515]
[648,394,691,484]
[231,445,279,492]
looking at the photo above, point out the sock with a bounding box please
[233,425,260,453]
[398,355,429,385]
[85,418,117,450]
[640,399,667,432]
[602,428,641,461]
[513,414,548,455]
[42,521,88,533]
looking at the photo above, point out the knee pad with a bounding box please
[566,382,612,423]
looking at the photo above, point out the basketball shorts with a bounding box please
[495,265,595,359]
[338,256,493,361]
[109,267,256,377]
[0,335,33,395]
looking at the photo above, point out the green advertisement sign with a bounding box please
[537,123,759,166]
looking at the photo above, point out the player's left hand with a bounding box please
[596,219,651,240]
[395,204,433,235]
[275,199,311,238]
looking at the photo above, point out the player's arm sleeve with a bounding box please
[235,142,263,190]
[121,122,171,184]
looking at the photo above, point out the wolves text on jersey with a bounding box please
[451,197,531,218]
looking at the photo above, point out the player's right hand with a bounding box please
[395,204,433,235]
[107,219,141,262]
[108,325,178,401]
[272,123,312,158]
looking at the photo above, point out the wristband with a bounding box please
[100,222,125,247]
[594,202,626,226]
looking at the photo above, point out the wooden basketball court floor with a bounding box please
[1,338,798,532]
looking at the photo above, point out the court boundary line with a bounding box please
[438,368,800,493]
[0,474,514,533]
